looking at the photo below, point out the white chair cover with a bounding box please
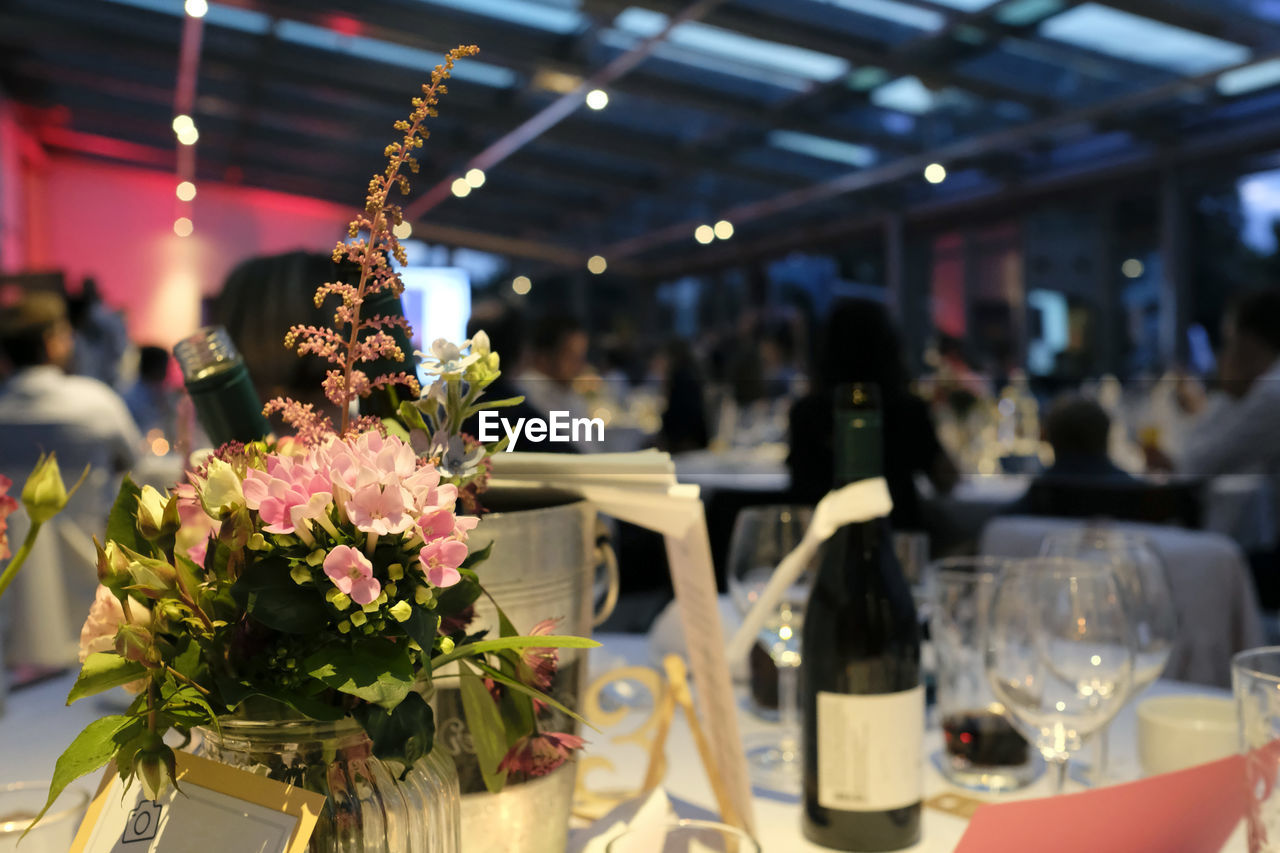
[980,515,1263,688]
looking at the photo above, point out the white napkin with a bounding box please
[726,477,893,665]
[566,788,673,853]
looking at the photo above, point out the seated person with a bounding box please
[1006,394,1137,515]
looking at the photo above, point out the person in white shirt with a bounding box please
[0,291,142,670]
[1179,288,1280,482]
[517,315,597,450]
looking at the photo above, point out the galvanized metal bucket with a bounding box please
[431,487,618,853]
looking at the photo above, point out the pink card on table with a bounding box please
[954,755,1247,853]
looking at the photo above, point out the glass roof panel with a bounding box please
[1039,3,1250,75]
[871,76,937,114]
[767,130,878,167]
[613,7,851,82]
[812,0,946,32]
[1218,59,1280,96]
[924,0,998,10]
[275,21,519,87]
[414,0,584,35]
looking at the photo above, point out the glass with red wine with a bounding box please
[929,558,1041,792]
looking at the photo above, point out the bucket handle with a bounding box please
[592,519,620,628]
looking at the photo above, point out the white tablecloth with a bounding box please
[0,635,1248,852]
[582,634,1246,853]
[672,448,789,494]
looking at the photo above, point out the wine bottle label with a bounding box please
[817,686,924,812]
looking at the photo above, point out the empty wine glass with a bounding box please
[726,504,815,794]
[1040,527,1176,784]
[984,558,1135,794]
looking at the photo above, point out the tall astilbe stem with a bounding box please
[266,45,479,441]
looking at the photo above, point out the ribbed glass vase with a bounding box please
[197,717,460,853]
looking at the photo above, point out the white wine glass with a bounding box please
[1040,527,1176,784]
[726,504,815,794]
[984,558,1135,794]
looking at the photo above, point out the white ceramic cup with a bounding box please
[1137,695,1238,776]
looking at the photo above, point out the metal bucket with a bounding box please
[431,487,618,853]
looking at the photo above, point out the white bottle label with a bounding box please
[817,686,924,812]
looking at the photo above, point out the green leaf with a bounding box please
[352,692,435,772]
[175,554,204,599]
[67,653,147,705]
[402,605,439,653]
[471,660,594,730]
[435,573,482,620]
[398,401,429,434]
[303,639,414,710]
[458,661,509,794]
[232,555,329,633]
[432,635,599,669]
[105,476,147,554]
[212,671,345,721]
[459,542,492,570]
[27,715,141,839]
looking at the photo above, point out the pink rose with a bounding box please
[78,585,152,693]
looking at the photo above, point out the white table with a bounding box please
[582,634,1247,853]
[672,448,789,494]
[0,636,1248,852]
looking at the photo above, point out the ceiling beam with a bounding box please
[598,47,1280,263]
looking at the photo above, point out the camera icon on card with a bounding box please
[121,800,162,844]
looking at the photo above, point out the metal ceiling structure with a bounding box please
[6,0,1280,277]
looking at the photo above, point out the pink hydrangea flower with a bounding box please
[348,483,415,536]
[323,544,381,605]
[419,538,467,588]
[497,731,586,778]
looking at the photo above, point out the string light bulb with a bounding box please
[174,217,194,237]
[586,89,609,110]
[694,225,714,244]
[450,178,471,198]
[465,168,486,188]
[924,163,947,184]
[175,181,196,201]
[184,0,208,16]
[172,114,194,133]
[714,220,734,240]
[512,275,532,295]
[587,255,607,275]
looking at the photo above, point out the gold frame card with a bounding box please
[70,751,326,853]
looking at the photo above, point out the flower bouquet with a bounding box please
[31,46,595,849]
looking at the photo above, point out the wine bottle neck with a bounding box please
[832,405,884,486]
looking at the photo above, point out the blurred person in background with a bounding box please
[518,314,594,426]
[0,291,142,670]
[461,300,572,453]
[1175,287,1280,481]
[1005,394,1137,515]
[123,345,179,438]
[67,276,130,388]
[788,298,957,532]
[656,340,709,454]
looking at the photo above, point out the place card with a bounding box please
[70,752,325,853]
[953,754,1246,853]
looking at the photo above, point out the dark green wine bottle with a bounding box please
[801,383,922,851]
[173,326,271,447]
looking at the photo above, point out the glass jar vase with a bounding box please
[197,718,460,853]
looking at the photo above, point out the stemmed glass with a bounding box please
[984,558,1135,794]
[1040,528,1177,784]
[726,505,815,794]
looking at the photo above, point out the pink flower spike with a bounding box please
[497,732,587,778]
[418,538,468,588]
[349,484,414,536]
[323,544,381,605]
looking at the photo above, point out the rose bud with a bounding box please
[133,738,177,801]
[21,453,69,524]
[96,541,132,589]
[136,485,181,540]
